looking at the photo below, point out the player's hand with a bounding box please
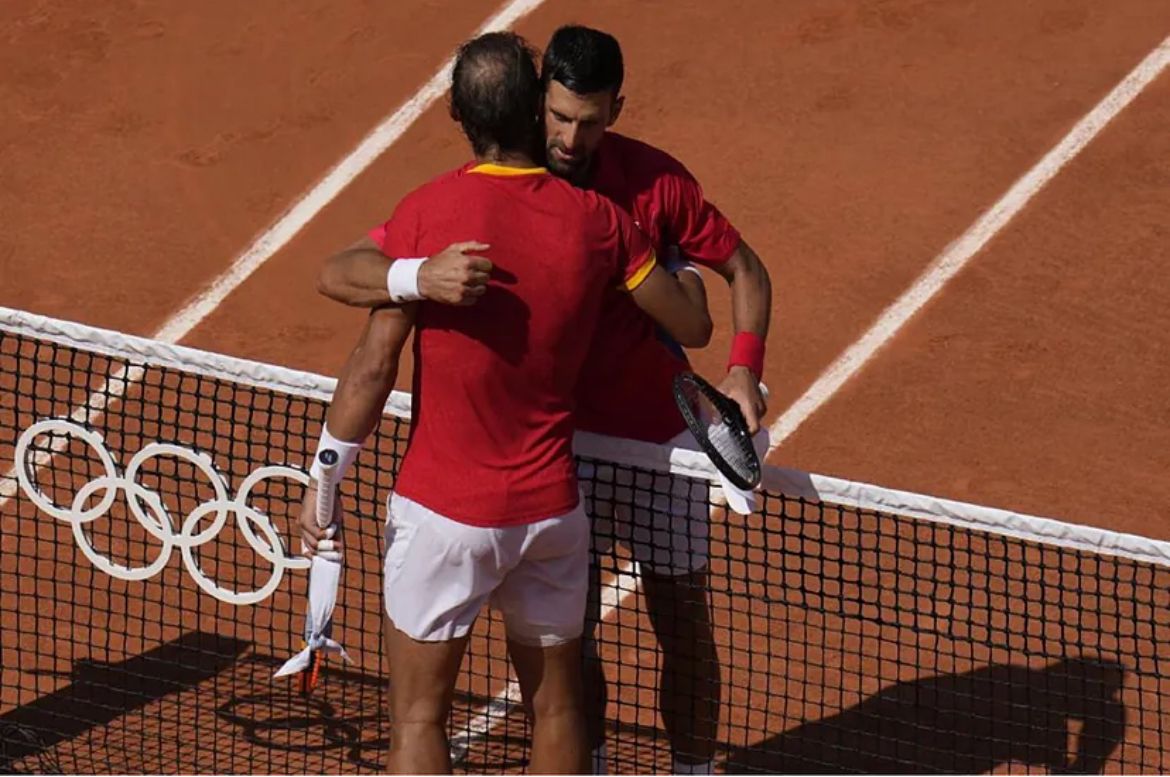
[298,482,343,557]
[418,241,492,306]
[719,366,767,435]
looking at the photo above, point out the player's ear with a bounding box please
[609,94,624,126]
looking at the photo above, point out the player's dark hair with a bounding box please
[541,25,624,96]
[450,32,542,157]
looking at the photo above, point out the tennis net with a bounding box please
[1,306,1168,774]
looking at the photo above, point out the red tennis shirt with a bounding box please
[574,132,742,443]
[370,162,656,526]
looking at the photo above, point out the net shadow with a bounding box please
[0,631,249,772]
[722,657,1127,775]
[214,656,529,773]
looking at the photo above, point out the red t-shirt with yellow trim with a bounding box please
[575,132,742,443]
[371,162,655,526]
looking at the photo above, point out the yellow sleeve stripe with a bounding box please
[622,250,657,291]
[468,162,548,176]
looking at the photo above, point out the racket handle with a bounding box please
[314,448,339,530]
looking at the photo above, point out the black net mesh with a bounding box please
[1,323,1168,774]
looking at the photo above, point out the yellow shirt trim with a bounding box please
[623,250,657,291]
[468,163,548,176]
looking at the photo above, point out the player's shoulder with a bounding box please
[602,132,691,178]
[408,165,467,199]
[574,185,630,230]
[534,171,620,221]
[387,166,474,224]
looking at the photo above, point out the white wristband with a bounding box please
[386,258,427,303]
[676,263,702,278]
[309,425,364,483]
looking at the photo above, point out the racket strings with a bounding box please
[704,409,754,476]
[676,373,760,489]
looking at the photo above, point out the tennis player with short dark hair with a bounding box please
[539,25,774,775]
[298,31,710,775]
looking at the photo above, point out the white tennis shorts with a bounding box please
[578,429,711,577]
[382,492,589,646]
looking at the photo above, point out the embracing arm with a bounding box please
[318,238,493,308]
[627,263,713,348]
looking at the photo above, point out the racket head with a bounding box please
[672,371,762,490]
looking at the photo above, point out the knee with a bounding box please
[391,691,451,727]
[530,693,585,723]
[528,667,586,722]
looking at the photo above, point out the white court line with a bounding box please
[765,35,1170,453]
[0,0,552,508]
[451,34,1170,763]
[156,0,550,343]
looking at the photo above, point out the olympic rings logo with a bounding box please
[13,419,310,606]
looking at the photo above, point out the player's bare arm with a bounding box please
[628,264,713,348]
[709,238,772,434]
[674,265,710,340]
[300,305,415,556]
[318,237,492,307]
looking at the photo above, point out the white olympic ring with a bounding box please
[13,418,311,605]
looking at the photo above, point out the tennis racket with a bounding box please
[672,371,762,491]
[313,449,342,561]
[300,448,340,696]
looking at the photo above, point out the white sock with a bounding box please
[592,744,608,775]
[672,758,713,775]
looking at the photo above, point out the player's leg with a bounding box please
[493,504,591,774]
[382,619,469,773]
[627,463,720,773]
[507,637,588,774]
[582,557,610,772]
[381,493,502,774]
[641,566,720,772]
[577,462,617,773]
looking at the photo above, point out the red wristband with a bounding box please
[728,331,765,378]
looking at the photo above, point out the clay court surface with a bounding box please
[3,0,1170,772]
[5,0,1170,532]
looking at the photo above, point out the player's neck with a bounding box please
[476,149,541,170]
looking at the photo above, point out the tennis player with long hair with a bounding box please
[316,25,773,775]
[297,31,710,775]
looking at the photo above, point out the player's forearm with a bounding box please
[318,243,395,308]
[718,239,772,338]
[321,238,493,308]
[324,308,414,441]
[325,353,396,442]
